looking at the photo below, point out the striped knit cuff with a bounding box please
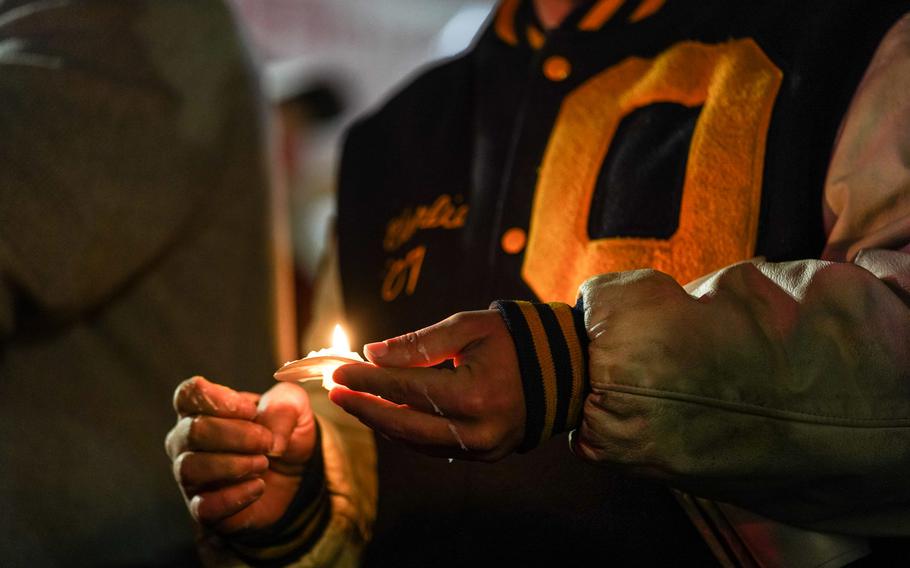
[490,299,590,452]
[227,420,332,566]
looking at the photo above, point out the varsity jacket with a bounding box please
[224,1,910,566]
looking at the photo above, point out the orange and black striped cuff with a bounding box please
[228,421,331,566]
[490,299,589,452]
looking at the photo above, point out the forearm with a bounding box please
[497,253,910,534]
[623,257,909,533]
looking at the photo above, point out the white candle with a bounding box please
[273,324,365,390]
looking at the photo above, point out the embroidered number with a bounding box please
[382,245,426,302]
[523,39,782,303]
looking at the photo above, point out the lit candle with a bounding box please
[273,324,365,390]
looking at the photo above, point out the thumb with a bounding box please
[256,382,312,458]
[363,311,483,368]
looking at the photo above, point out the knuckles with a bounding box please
[447,310,494,336]
[457,391,488,417]
[383,331,425,364]
[582,268,686,304]
[627,269,687,303]
[446,311,471,329]
[390,331,420,352]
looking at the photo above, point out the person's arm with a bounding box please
[167,376,376,568]
[0,0,266,334]
[170,249,377,568]
[565,256,909,534]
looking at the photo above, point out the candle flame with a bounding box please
[273,323,362,391]
[331,324,351,353]
[323,324,355,390]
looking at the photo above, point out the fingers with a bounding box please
[256,382,314,460]
[168,380,317,534]
[333,363,472,416]
[174,452,269,491]
[329,389,509,461]
[238,391,261,407]
[173,376,258,420]
[167,415,272,494]
[337,310,524,461]
[189,478,266,526]
[165,415,273,459]
[363,311,485,367]
[329,388,463,448]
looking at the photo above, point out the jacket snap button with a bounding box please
[543,55,571,81]
[501,227,527,254]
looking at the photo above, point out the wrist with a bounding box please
[227,419,331,564]
[490,299,590,452]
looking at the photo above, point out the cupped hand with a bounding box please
[329,310,524,461]
[165,377,316,533]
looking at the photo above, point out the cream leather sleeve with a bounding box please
[200,240,377,567]
[574,12,910,538]
[295,241,377,567]
[286,382,378,568]
[296,239,378,566]
[577,256,910,534]
[286,240,378,566]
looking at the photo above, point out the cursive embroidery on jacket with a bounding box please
[383,194,469,252]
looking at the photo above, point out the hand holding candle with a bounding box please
[165,377,317,534]
[328,310,527,462]
[274,324,365,390]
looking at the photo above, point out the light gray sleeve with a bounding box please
[0,0,264,334]
[822,12,910,260]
